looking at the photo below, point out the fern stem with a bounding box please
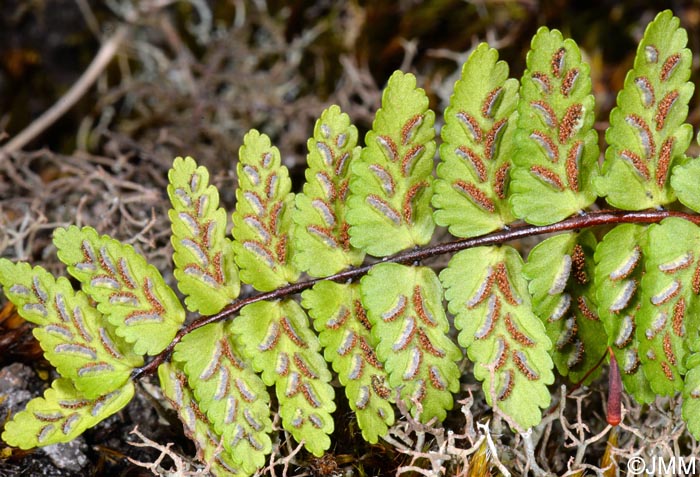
[133,209,700,379]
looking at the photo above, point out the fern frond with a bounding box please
[233,299,334,456]
[293,106,364,276]
[361,264,461,422]
[524,232,606,384]
[232,130,298,291]
[433,42,518,237]
[1,378,134,449]
[158,363,245,476]
[594,224,655,403]
[0,260,142,398]
[7,10,700,469]
[173,322,272,474]
[509,27,599,225]
[597,10,694,209]
[168,156,240,315]
[302,281,394,443]
[53,226,185,356]
[442,246,554,430]
[347,71,436,256]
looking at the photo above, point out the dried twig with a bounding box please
[1,25,129,155]
[127,426,206,476]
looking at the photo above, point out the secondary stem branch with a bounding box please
[133,208,700,379]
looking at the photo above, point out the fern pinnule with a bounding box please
[53,226,185,356]
[524,232,606,385]
[293,106,364,277]
[637,218,700,395]
[2,378,134,449]
[347,71,436,257]
[510,27,599,225]
[361,264,461,422]
[597,10,694,209]
[593,224,655,404]
[302,281,394,443]
[158,363,244,476]
[0,260,143,399]
[168,156,240,315]
[233,299,335,457]
[433,42,518,238]
[173,322,272,474]
[442,246,554,431]
[232,130,298,291]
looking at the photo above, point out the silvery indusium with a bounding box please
[2,9,700,476]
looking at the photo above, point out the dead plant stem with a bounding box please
[0,25,129,155]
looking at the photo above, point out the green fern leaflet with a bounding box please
[594,224,655,404]
[293,106,364,277]
[54,226,185,356]
[510,27,599,225]
[637,218,700,395]
[2,379,134,449]
[168,156,240,315]
[442,246,554,430]
[347,71,436,256]
[597,10,694,209]
[302,281,394,443]
[232,299,335,456]
[524,232,606,384]
[433,42,518,237]
[158,363,244,476]
[361,263,461,422]
[232,130,298,291]
[0,260,142,398]
[173,322,272,474]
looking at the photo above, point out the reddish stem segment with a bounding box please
[132,209,700,380]
[607,347,622,426]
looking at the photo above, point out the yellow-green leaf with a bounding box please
[168,156,240,314]
[54,226,185,356]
